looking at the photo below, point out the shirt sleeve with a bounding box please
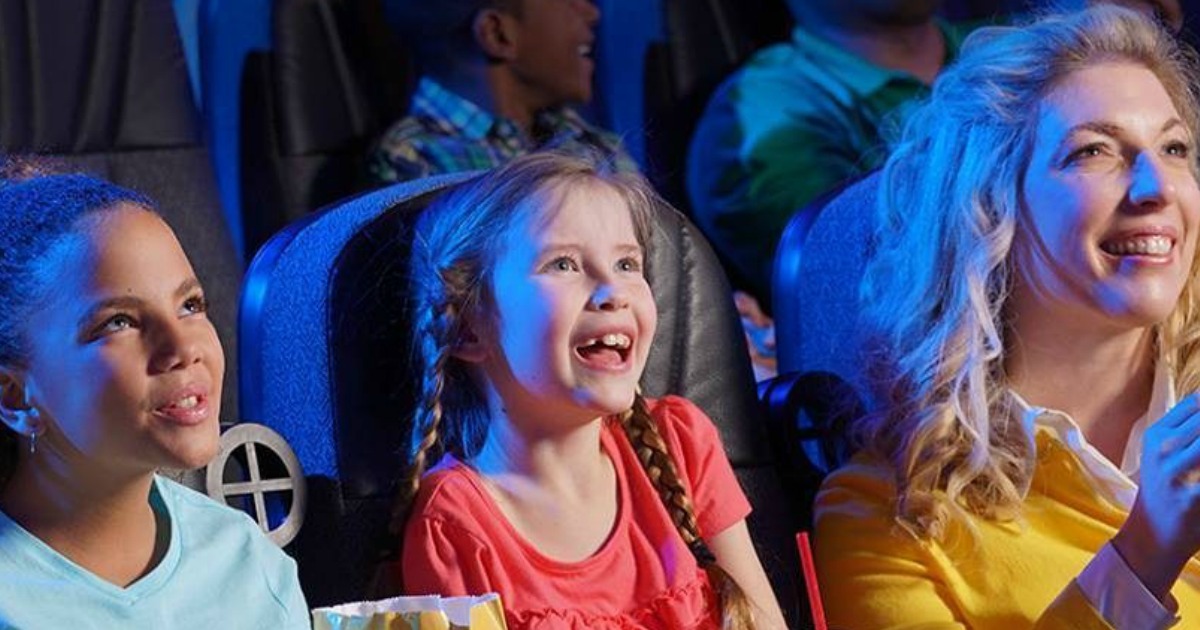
[686,78,867,299]
[1075,542,1178,630]
[402,515,496,598]
[367,124,434,184]
[651,396,752,539]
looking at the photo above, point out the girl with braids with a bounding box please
[0,160,308,628]
[815,5,1200,628]
[381,152,786,629]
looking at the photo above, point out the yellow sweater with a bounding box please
[814,431,1200,628]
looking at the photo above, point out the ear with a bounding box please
[472,7,521,61]
[450,318,489,364]
[0,367,40,437]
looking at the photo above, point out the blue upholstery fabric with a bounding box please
[239,173,472,477]
[775,171,879,382]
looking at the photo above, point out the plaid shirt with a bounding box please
[368,77,640,183]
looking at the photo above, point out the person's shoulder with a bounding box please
[639,396,729,460]
[375,114,455,154]
[156,476,286,547]
[642,395,713,433]
[156,476,300,577]
[815,451,898,515]
[734,34,826,87]
[157,476,247,522]
[404,458,501,560]
[696,36,830,130]
[409,457,491,528]
[155,480,307,625]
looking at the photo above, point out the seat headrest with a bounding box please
[790,171,879,385]
[271,0,410,157]
[0,0,198,151]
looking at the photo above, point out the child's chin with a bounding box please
[169,442,221,472]
[588,389,638,418]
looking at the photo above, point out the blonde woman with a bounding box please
[816,6,1200,628]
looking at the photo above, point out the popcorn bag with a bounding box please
[312,594,508,630]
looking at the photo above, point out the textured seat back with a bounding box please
[761,172,878,531]
[774,172,878,375]
[238,0,411,258]
[241,173,810,624]
[774,171,879,381]
[0,0,241,421]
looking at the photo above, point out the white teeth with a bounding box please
[177,396,198,409]
[583,334,631,350]
[1102,235,1173,256]
[600,333,631,349]
[578,44,592,57]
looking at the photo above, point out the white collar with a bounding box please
[1009,361,1174,510]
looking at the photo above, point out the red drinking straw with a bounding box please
[796,532,827,630]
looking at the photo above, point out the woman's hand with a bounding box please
[1113,393,1200,600]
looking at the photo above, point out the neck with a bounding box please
[0,440,162,587]
[804,16,945,85]
[473,405,610,500]
[1006,306,1156,463]
[428,62,540,137]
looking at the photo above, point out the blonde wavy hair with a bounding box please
[858,5,1200,540]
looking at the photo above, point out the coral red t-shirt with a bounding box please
[399,396,752,629]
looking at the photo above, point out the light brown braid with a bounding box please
[386,323,452,538]
[620,394,756,629]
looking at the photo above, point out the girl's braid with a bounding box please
[620,394,756,629]
[373,296,458,598]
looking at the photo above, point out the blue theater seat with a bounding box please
[238,173,815,625]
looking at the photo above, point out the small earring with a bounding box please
[24,409,42,455]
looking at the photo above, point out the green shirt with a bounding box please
[686,21,972,302]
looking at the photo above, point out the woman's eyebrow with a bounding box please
[1064,117,1184,139]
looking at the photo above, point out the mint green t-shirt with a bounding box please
[0,476,309,629]
[687,20,973,301]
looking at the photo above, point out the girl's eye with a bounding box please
[545,256,580,273]
[98,313,137,335]
[181,294,209,316]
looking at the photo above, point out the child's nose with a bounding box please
[151,321,205,373]
[588,283,628,311]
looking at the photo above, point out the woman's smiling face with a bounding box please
[1013,60,1200,332]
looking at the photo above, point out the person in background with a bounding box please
[376,152,786,629]
[0,159,309,629]
[367,0,638,184]
[816,6,1200,626]
[370,0,777,379]
[686,0,1182,306]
